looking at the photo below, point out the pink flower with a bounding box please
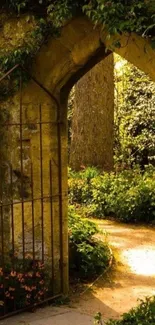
[32,286,36,290]
[36,272,41,278]
[39,280,44,285]
[10,271,16,277]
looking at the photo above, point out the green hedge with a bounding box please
[68,166,155,223]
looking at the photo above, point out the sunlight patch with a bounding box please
[122,248,155,276]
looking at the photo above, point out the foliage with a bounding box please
[3,1,155,39]
[68,166,155,223]
[83,1,155,42]
[0,0,154,103]
[0,18,56,100]
[0,210,109,313]
[68,206,111,279]
[0,0,154,92]
[105,296,155,325]
[94,312,103,325]
[0,255,49,315]
[68,167,100,204]
[0,19,51,73]
[114,57,155,169]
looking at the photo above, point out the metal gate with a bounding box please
[0,65,64,319]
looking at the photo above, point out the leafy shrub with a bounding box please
[106,296,155,325]
[68,166,155,223]
[68,167,99,204]
[68,206,111,279]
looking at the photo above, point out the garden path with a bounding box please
[69,219,155,322]
[1,220,155,325]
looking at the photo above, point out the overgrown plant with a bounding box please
[68,206,111,279]
[0,0,155,91]
[69,166,155,223]
[106,296,155,325]
[94,296,155,324]
[3,1,155,40]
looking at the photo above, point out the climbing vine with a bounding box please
[83,1,155,40]
[0,17,56,99]
[2,1,154,36]
[1,1,155,67]
[0,0,155,97]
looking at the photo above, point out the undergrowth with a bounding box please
[68,166,155,223]
[68,206,111,279]
[105,296,155,325]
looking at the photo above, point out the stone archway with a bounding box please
[32,15,155,294]
[1,15,155,302]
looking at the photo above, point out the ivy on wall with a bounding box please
[0,0,155,98]
[1,0,155,70]
[2,0,154,35]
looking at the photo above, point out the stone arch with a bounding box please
[1,15,155,298]
[33,15,155,99]
[32,16,155,294]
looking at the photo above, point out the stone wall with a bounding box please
[0,13,155,296]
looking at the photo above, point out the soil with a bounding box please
[69,219,155,322]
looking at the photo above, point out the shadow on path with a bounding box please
[70,219,155,321]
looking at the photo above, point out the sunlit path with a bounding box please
[70,220,155,321]
[122,248,155,277]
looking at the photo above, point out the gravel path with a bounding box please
[69,219,155,322]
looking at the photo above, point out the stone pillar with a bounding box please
[0,77,68,295]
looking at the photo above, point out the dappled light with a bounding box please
[122,248,155,276]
